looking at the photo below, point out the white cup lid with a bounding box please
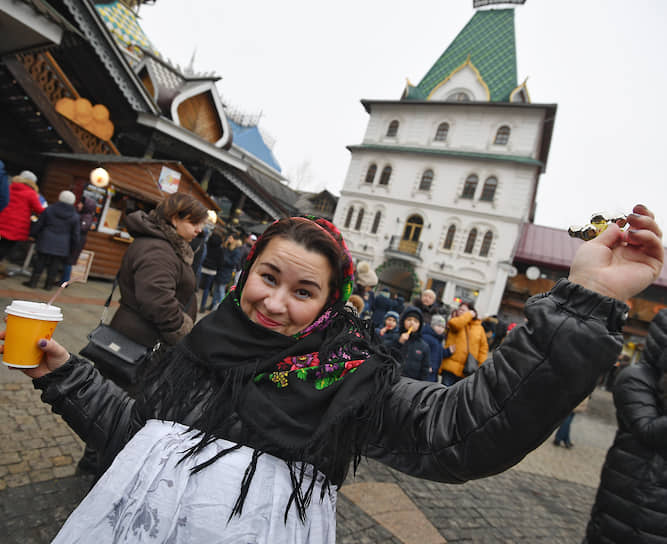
[5,300,63,321]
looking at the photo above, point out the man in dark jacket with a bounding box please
[585,309,667,543]
[412,289,438,326]
[24,190,79,290]
[392,306,430,381]
[371,287,394,329]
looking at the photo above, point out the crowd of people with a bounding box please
[351,263,511,386]
[0,186,665,542]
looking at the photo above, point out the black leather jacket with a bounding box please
[35,280,627,483]
[585,309,667,543]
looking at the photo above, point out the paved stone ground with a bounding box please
[0,273,617,543]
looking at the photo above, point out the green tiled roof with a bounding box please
[95,1,159,57]
[406,9,517,102]
[348,144,543,168]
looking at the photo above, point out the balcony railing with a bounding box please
[385,235,423,261]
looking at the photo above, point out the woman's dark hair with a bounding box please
[156,192,208,225]
[250,218,345,303]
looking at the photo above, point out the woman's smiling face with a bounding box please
[240,237,332,336]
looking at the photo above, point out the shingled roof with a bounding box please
[405,9,518,102]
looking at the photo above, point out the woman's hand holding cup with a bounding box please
[1,330,70,379]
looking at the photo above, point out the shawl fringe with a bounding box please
[138,303,400,522]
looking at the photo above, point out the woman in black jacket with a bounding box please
[2,205,663,542]
[62,196,96,283]
[198,232,223,312]
[24,190,79,290]
[585,308,667,543]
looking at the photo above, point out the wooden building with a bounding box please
[40,153,219,278]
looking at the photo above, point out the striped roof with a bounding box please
[405,9,517,102]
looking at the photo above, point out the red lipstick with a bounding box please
[255,311,282,328]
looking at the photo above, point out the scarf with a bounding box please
[141,217,400,521]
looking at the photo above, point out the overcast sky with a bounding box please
[139,0,667,234]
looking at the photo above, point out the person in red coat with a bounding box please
[0,170,44,264]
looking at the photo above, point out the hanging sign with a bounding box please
[158,166,181,194]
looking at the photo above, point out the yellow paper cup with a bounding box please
[3,301,63,368]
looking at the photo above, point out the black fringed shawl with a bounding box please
[140,290,400,520]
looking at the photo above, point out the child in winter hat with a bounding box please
[355,261,378,287]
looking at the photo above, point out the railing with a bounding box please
[15,52,118,155]
[386,235,422,259]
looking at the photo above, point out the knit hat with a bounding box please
[402,309,422,323]
[431,314,447,328]
[384,310,399,323]
[19,170,37,183]
[59,190,76,205]
[355,261,378,287]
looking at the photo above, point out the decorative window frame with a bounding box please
[382,116,403,142]
[378,164,393,186]
[460,173,478,200]
[490,123,512,149]
[369,207,385,236]
[433,121,451,144]
[364,163,377,185]
[479,175,498,203]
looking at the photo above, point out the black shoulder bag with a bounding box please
[79,275,156,384]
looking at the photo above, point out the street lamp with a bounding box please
[90,167,110,188]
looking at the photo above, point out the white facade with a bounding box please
[334,97,554,316]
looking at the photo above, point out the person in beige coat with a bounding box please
[439,301,488,386]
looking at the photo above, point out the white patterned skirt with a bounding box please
[53,420,337,543]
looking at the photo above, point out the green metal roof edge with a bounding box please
[410,9,517,102]
[347,144,543,167]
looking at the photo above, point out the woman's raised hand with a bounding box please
[568,204,664,302]
[0,330,70,379]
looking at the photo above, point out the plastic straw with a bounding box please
[47,282,69,306]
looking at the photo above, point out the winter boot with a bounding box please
[22,273,39,288]
[43,277,55,290]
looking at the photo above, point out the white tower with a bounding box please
[334,7,555,315]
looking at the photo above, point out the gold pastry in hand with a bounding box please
[568,213,628,241]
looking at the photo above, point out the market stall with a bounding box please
[39,153,219,278]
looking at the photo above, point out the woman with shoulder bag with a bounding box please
[108,192,208,388]
[76,193,207,475]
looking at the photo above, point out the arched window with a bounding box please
[480,176,497,201]
[386,120,399,137]
[354,208,364,231]
[344,206,354,229]
[402,215,423,242]
[464,228,477,254]
[443,224,456,250]
[364,164,377,184]
[371,211,382,234]
[462,174,478,199]
[419,169,434,191]
[494,125,510,145]
[480,230,493,257]
[434,122,449,142]
[447,91,471,102]
[379,165,392,185]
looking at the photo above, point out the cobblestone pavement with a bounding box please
[0,273,617,542]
